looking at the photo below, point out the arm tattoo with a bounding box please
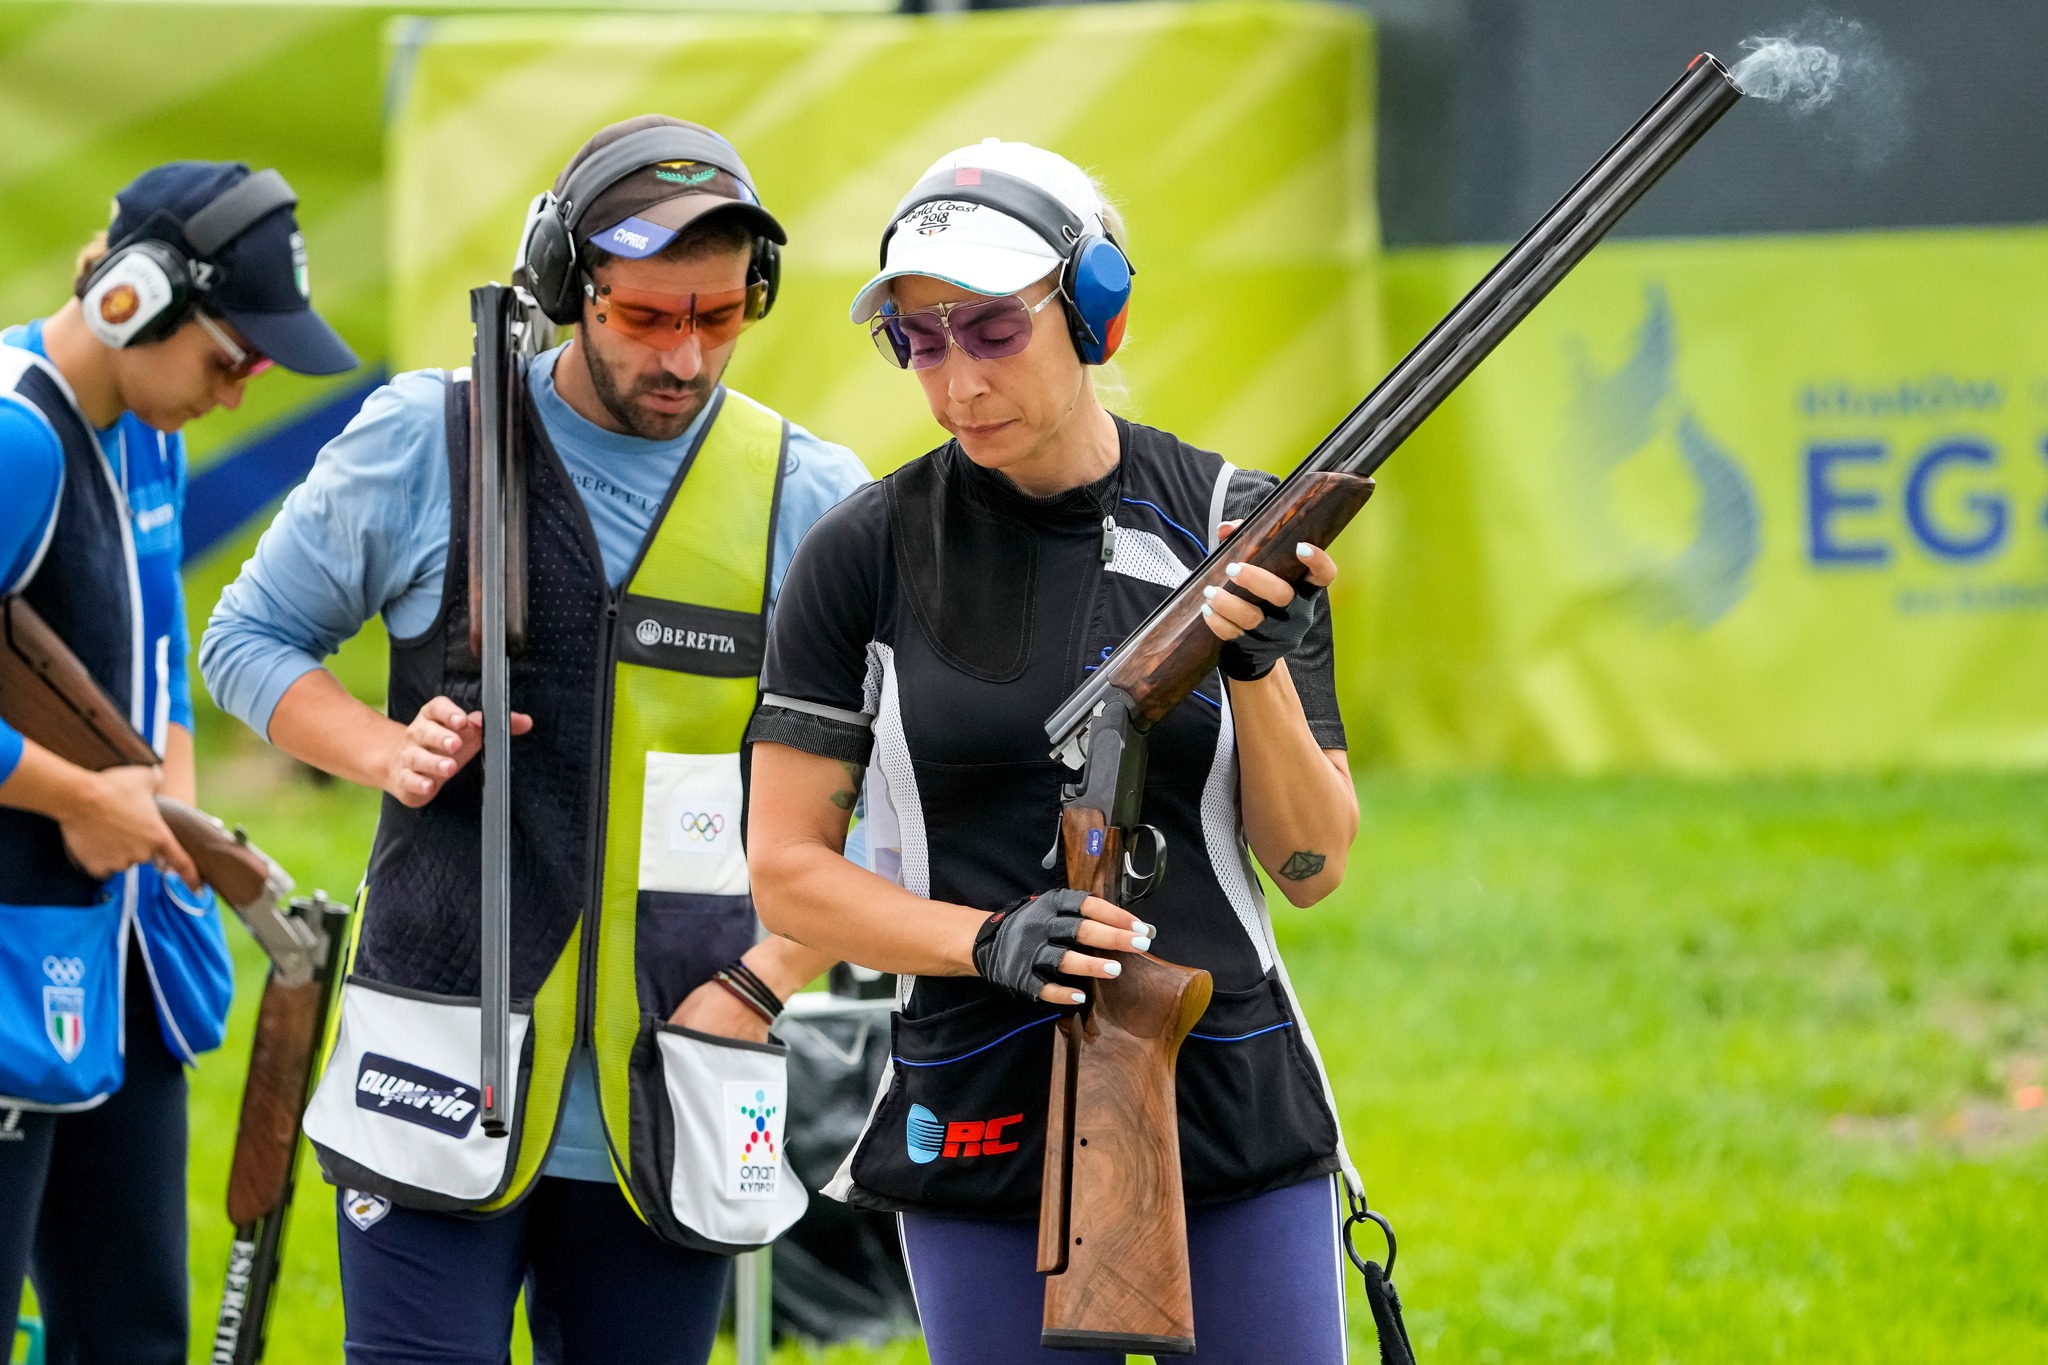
[1277,850,1326,881]
[828,760,862,812]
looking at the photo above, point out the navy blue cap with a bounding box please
[109,161,358,377]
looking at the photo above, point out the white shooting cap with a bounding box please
[849,138,1109,322]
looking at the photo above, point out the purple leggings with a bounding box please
[900,1174,1349,1364]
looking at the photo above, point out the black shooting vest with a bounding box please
[0,353,137,907]
[829,421,1347,1217]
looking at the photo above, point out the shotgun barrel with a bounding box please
[1045,53,1744,758]
[471,285,516,1138]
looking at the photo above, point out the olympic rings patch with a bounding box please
[42,956,85,987]
[676,811,727,842]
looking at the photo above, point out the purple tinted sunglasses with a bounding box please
[869,291,1062,370]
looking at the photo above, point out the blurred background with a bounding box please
[3,0,2045,1359]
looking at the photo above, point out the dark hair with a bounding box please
[582,210,754,275]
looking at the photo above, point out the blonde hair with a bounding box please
[71,230,110,294]
[1085,175,1132,406]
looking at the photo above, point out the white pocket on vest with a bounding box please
[656,1024,808,1246]
[641,752,748,896]
[303,978,529,1204]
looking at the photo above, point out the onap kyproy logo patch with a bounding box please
[42,955,86,1063]
[724,1082,787,1200]
[353,1053,481,1138]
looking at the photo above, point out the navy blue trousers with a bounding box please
[336,1175,731,1365]
[1,948,189,1365]
[901,1174,1350,1364]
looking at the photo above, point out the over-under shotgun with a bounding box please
[1037,53,1746,1355]
[468,281,545,1137]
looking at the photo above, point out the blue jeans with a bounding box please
[901,1174,1350,1364]
[337,1176,731,1365]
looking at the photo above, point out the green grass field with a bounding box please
[88,761,2048,1362]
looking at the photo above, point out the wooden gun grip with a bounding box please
[1038,950,1212,1352]
[226,972,324,1226]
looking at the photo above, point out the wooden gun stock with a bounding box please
[1038,809,1212,1354]
[0,595,310,978]
[226,971,326,1226]
[213,892,350,1364]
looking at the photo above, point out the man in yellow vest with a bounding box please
[200,117,867,1363]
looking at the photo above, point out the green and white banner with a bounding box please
[1370,227,2048,772]
[386,0,1381,475]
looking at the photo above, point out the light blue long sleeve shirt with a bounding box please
[202,348,868,734]
[200,347,869,1181]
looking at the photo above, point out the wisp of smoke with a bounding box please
[1732,36,1842,111]
[1729,10,1910,169]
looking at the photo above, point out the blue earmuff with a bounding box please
[1067,233,1133,365]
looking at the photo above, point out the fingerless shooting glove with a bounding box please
[1219,578,1326,682]
[972,888,1089,1002]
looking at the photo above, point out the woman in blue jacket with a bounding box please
[0,161,354,1360]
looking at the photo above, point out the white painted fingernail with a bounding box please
[1200,604,1214,619]
[1297,542,1314,557]
[1137,922,1156,938]
[1102,961,1122,977]
[1202,586,1218,600]
[1225,562,1244,577]
[1069,991,1087,1004]
[1131,936,1152,952]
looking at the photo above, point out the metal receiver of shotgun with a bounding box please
[209,890,352,1365]
[468,280,547,1138]
[1035,53,1745,1356]
[0,595,314,983]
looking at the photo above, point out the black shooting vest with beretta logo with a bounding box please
[307,372,808,1251]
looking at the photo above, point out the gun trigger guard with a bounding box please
[1122,824,1167,903]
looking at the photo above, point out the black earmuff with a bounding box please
[78,170,298,350]
[880,166,1135,365]
[517,126,785,329]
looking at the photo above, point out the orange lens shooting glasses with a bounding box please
[584,280,768,351]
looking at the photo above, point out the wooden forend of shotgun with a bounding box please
[1113,472,1375,727]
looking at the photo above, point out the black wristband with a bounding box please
[715,960,784,1021]
[1219,578,1325,682]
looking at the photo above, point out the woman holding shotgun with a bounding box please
[747,140,1359,1363]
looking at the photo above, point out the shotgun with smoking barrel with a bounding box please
[0,594,313,979]
[468,280,546,1137]
[209,890,351,1365]
[1034,53,1745,1356]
